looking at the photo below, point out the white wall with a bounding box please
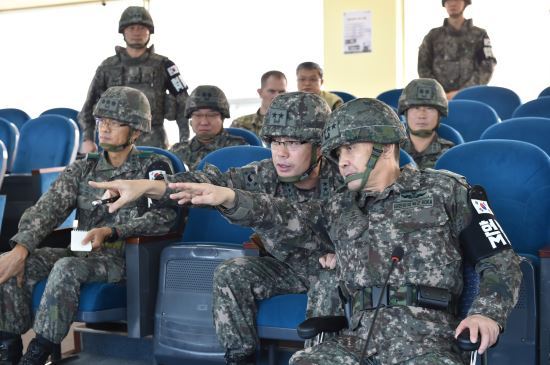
[403,0,550,103]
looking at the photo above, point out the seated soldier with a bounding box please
[173,98,522,365]
[398,78,455,169]
[296,62,343,111]
[169,85,248,170]
[230,70,287,136]
[90,92,344,365]
[0,86,176,365]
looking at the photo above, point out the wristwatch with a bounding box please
[107,227,119,242]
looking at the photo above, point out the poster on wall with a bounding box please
[343,10,372,54]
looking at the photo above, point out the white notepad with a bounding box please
[70,229,92,252]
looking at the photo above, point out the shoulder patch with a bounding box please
[424,168,468,187]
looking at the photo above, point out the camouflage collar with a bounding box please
[402,133,451,156]
[443,18,473,34]
[116,45,154,64]
[189,129,228,152]
[355,166,422,207]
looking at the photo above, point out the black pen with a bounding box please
[91,196,120,206]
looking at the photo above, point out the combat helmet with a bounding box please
[397,78,448,116]
[322,98,406,190]
[93,86,151,133]
[442,0,471,6]
[184,85,230,119]
[119,6,154,33]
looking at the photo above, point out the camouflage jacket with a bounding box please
[222,167,521,363]
[11,148,177,257]
[169,129,248,170]
[400,133,454,169]
[230,109,264,136]
[78,45,189,147]
[418,19,496,92]
[320,90,344,111]
[164,158,343,283]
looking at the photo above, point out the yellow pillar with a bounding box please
[323,0,404,98]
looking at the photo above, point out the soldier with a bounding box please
[418,0,496,99]
[230,70,287,136]
[176,98,522,364]
[0,86,177,365]
[169,85,248,170]
[90,92,343,365]
[398,78,454,169]
[297,62,344,111]
[78,6,189,152]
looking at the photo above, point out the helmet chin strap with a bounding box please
[407,114,441,138]
[99,134,135,152]
[278,145,321,183]
[343,144,384,191]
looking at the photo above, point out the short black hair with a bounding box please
[260,70,287,88]
[296,62,323,79]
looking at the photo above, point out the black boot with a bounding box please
[18,336,55,365]
[224,350,256,365]
[0,333,23,365]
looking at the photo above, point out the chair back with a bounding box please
[539,87,550,98]
[183,146,272,244]
[512,96,550,119]
[437,123,464,145]
[0,117,19,171]
[480,117,550,156]
[330,91,357,103]
[40,108,81,143]
[0,140,7,189]
[440,100,500,142]
[454,85,521,120]
[136,146,186,173]
[0,108,31,130]
[11,115,79,173]
[376,88,403,109]
[225,127,262,146]
[399,149,417,169]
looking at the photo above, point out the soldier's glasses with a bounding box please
[191,112,221,121]
[270,140,308,151]
[95,118,129,130]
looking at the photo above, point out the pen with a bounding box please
[92,196,120,206]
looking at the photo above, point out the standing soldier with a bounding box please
[78,6,189,152]
[0,86,176,365]
[169,85,248,170]
[418,0,496,99]
[399,78,454,169]
[176,98,522,365]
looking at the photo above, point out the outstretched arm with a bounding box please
[89,179,167,213]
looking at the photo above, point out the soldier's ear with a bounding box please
[381,144,395,159]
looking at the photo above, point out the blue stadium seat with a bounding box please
[435,140,550,364]
[512,96,550,119]
[11,115,79,173]
[0,117,19,171]
[40,107,82,144]
[0,108,31,130]
[330,91,357,103]
[454,85,521,120]
[440,100,500,142]
[538,86,550,98]
[0,140,7,190]
[225,127,263,146]
[376,88,403,109]
[437,123,464,145]
[480,117,550,156]
[137,145,186,173]
[399,149,417,168]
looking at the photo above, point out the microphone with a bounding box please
[359,246,404,364]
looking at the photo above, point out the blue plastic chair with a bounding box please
[454,85,521,120]
[512,96,550,119]
[330,91,357,103]
[399,149,417,168]
[376,88,403,109]
[225,127,263,146]
[480,117,550,156]
[0,117,19,171]
[11,115,79,173]
[137,145,186,173]
[539,87,550,98]
[437,123,464,145]
[435,140,550,364]
[0,108,31,130]
[41,108,82,144]
[439,100,500,142]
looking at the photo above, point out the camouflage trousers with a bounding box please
[212,256,342,358]
[0,247,124,344]
[137,125,169,149]
[290,336,465,365]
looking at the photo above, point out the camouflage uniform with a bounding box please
[418,18,496,92]
[78,7,190,148]
[0,148,176,344]
[400,136,454,169]
[217,98,521,364]
[230,109,264,136]
[319,90,344,111]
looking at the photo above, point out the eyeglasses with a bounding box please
[297,77,321,83]
[270,140,308,151]
[95,118,129,130]
[191,111,221,121]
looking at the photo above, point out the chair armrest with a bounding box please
[455,328,499,352]
[125,231,182,245]
[297,315,348,339]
